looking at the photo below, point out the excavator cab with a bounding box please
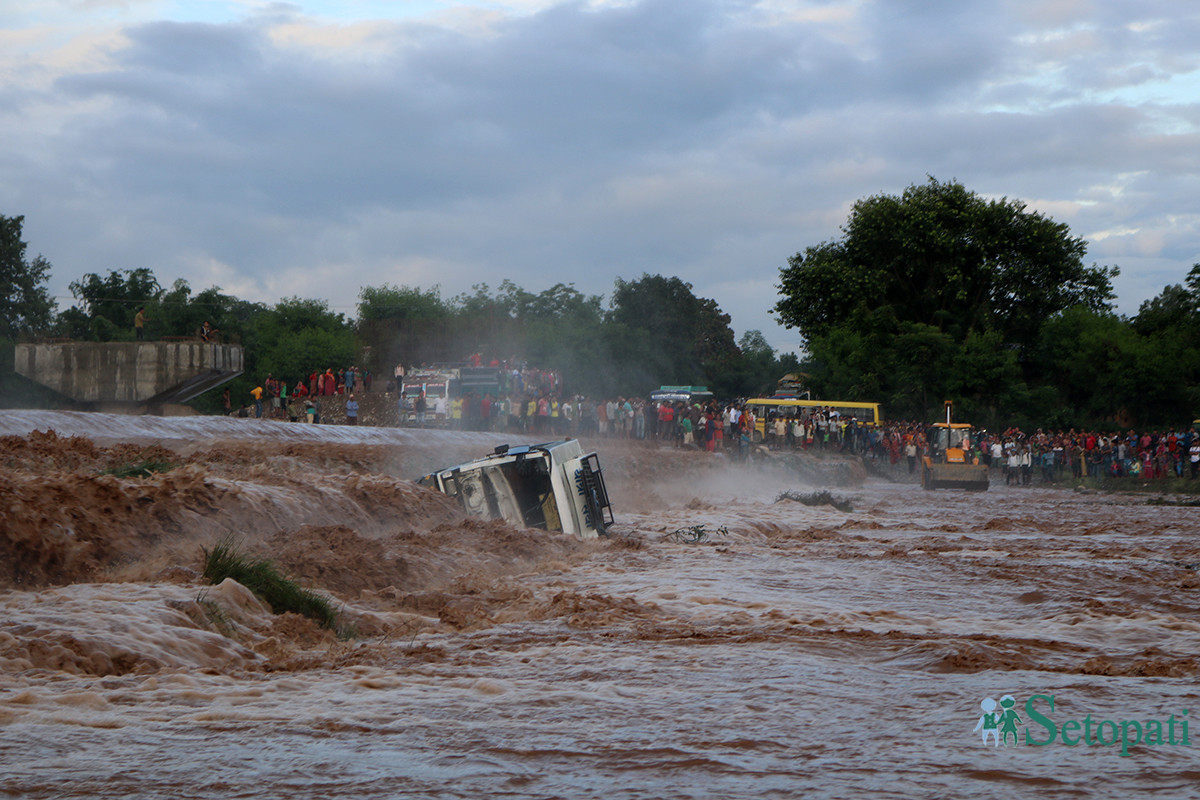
[928,423,972,463]
[921,404,988,491]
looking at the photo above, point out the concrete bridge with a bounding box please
[14,340,243,409]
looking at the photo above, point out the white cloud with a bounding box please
[4,0,1200,357]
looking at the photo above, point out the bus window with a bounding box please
[742,398,882,441]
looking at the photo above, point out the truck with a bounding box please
[400,364,506,425]
[921,402,989,491]
[418,439,614,539]
[400,368,458,425]
[458,366,504,397]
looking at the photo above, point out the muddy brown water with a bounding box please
[0,411,1197,798]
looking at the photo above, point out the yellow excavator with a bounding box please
[922,401,989,491]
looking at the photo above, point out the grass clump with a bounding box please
[201,535,338,630]
[775,490,853,512]
[195,591,238,639]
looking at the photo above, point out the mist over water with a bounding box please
[1,411,1198,798]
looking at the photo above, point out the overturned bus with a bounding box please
[418,439,614,539]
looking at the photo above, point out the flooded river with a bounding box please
[1,411,1197,798]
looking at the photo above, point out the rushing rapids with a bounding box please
[0,411,1197,798]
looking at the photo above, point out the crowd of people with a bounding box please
[230,367,375,420]
[961,427,1200,483]
[825,418,1200,483]
[402,393,872,462]
[229,361,1200,481]
[230,358,557,425]
[434,395,1200,482]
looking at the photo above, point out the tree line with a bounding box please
[772,177,1200,430]
[0,215,795,412]
[5,175,1200,430]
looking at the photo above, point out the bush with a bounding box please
[201,535,338,630]
[774,490,853,512]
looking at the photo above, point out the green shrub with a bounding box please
[195,591,237,638]
[774,489,853,512]
[201,535,338,630]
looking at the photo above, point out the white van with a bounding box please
[418,439,613,539]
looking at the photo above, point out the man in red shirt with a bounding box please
[657,402,675,443]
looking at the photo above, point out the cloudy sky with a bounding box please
[3,0,1199,354]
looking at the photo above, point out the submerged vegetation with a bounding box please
[775,490,854,513]
[1145,494,1200,506]
[195,591,238,639]
[201,535,339,631]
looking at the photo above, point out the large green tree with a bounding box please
[0,215,59,408]
[250,297,356,385]
[1132,264,1200,341]
[0,215,56,339]
[188,294,352,413]
[354,276,756,398]
[607,273,740,392]
[358,284,452,322]
[59,268,163,341]
[356,284,459,372]
[713,329,800,398]
[774,178,1116,345]
[773,178,1118,421]
[497,281,617,396]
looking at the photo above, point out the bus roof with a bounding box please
[746,398,879,410]
[650,386,714,402]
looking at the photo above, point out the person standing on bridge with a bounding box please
[134,307,148,341]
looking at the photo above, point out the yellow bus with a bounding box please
[743,398,883,442]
